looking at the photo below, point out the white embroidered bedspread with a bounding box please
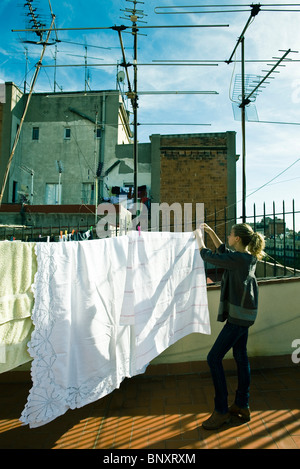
[20,237,132,428]
[21,233,210,428]
[120,232,211,373]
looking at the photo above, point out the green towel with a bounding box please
[0,241,37,373]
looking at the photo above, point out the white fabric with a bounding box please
[121,232,211,373]
[20,233,210,428]
[20,237,132,428]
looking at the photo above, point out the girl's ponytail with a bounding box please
[248,232,265,260]
[232,223,265,260]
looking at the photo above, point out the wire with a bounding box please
[237,176,300,192]
[155,9,250,14]
[246,158,300,199]
[13,24,230,33]
[136,123,211,126]
[248,120,300,126]
[154,3,300,14]
[228,51,238,103]
[156,157,300,235]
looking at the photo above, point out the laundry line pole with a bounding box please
[0,15,56,206]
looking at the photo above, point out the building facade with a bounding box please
[0,82,132,206]
[110,131,237,242]
[0,83,237,236]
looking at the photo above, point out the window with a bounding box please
[82,183,95,204]
[45,183,61,205]
[12,181,18,203]
[32,127,39,140]
[64,128,71,139]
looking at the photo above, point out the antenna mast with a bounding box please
[0,2,56,206]
[226,4,261,222]
[118,0,147,205]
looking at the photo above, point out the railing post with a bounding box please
[273,201,276,277]
[283,200,286,275]
[263,202,266,277]
[293,199,296,275]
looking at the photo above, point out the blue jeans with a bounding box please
[207,321,250,414]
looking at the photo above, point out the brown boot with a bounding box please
[229,403,251,422]
[202,410,231,430]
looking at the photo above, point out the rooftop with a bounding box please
[0,364,299,450]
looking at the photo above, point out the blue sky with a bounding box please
[0,0,299,229]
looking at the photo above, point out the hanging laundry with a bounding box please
[20,232,211,428]
[120,231,211,374]
[0,241,37,373]
[20,237,132,428]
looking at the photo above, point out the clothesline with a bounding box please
[2,220,294,277]
[0,227,94,243]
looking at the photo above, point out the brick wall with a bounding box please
[159,133,233,245]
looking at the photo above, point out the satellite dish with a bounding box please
[117,71,125,83]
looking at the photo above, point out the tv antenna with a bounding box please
[10,1,231,208]
[113,0,147,204]
[153,2,300,220]
[226,4,298,221]
[0,0,57,206]
[22,0,58,45]
[67,43,104,92]
[154,3,300,15]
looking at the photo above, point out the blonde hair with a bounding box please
[232,223,265,260]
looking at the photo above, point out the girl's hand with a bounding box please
[200,223,213,234]
[199,223,223,249]
[194,229,205,250]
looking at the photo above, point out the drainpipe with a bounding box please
[99,92,106,201]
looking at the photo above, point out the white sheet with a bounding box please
[20,237,132,428]
[121,232,211,373]
[20,232,210,428]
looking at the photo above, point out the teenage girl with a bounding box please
[194,223,265,430]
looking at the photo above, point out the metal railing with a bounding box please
[203,199,299,281]
[0,200,299,280]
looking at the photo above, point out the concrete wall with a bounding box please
[150,276,300,365]
[8,275,299,377]
[1,85,132,205]
[0,83,24,203]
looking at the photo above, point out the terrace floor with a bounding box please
[0,365,299,450]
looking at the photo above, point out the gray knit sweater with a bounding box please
[200,243,258,327]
